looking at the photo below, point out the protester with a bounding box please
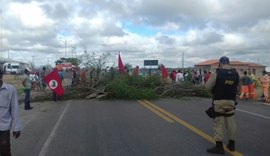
[239,71,251,100]
[248,70,256,99]
[205,56,241,154]
[58,69,64,83]
[0,68,22,155]
[35,72,42,90]
[80,68,86,85]
[41,67,47,90]
[22,69,33,110]
[170,70,176,82]
[258,70,269,103]
[175,69,184,83]
[203,70,211,83]
[71,69,78,87]
[53,68,63,102]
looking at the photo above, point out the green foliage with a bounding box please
[55,57,81,66]
[66,58,81,66]
[17,87,24,96]
[253,79,260,88]
[106,75,159,99]
[192,86,213,98]
[79,52,111,77]
[127,75,163,89]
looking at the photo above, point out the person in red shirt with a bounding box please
[80,68,86,85]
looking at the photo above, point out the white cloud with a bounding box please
[222,34,244,47]
[8,2,54,28]
[159,22,180,31]
[0,0,270,68]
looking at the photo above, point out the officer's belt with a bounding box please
[214,108,235,117]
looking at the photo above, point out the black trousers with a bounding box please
[0,130,11,156]
[53,92,62,102]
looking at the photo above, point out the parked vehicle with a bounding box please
[3,62,24,74]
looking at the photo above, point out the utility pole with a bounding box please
[182,52,184,69]
[64,40,67,58]
[0,9,3,49]
[71,45,76,58]
[59,39,71,58]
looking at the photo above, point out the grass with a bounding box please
[2,74,25,95]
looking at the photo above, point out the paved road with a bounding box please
[11,98,270,156]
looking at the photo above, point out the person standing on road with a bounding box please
[239,71,251,100]
[80,68,86,85]
[248,70,256,100]
[40,67,47,90]
[258,70,269,103]
[0,68,22,156]
[205,56,241,154]
[22,69,33,110]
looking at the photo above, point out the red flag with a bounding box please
[135,66,139,77]
[161,64,168,79]
[44,69,64,96]
[118,53,125,73]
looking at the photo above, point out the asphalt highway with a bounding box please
[11,97,270,156]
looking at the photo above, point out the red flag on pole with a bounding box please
[161,64,168,79]
[44,69,64,96]
[118,53,125,73]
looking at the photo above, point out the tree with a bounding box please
[55,57,81,66]
[79,51,111,77]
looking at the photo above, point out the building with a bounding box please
[194,59,266,76]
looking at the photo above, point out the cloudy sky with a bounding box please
[0,0,270,69]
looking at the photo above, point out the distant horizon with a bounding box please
[1,0,270,69]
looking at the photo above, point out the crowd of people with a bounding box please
[0,57,270,155]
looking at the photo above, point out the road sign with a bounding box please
[144,60,158,66]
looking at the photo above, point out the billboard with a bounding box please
[144,60,158,66]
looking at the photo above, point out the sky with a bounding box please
[0,0,270,69]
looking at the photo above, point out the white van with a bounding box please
[3,62,23,74]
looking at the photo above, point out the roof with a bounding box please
[195,59,265,67]
[195,59,218,66]
[246,62,266,67]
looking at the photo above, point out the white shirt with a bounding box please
[176,72,184,82]
[0,83,22,131]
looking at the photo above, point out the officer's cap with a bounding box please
[219,56,230,64]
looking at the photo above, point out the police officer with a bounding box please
[205,56,241,154]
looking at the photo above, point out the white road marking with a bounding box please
[262,103,270,106]
[38,101,71,156]
[236,108,270,120]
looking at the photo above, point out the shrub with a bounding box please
[106,75,159,99]
[192,86,213,98]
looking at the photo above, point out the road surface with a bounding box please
[11,97,270,156]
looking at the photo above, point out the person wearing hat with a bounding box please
[22,69,33,110]
[0,68,22,155]
[205,56,241,154]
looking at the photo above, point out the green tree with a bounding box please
[55,57,81,66]
[79,51,111,77]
